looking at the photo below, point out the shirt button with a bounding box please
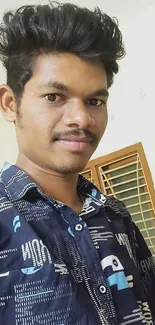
[99,285,106,294]
[75,224,83,232]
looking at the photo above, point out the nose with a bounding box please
[62,99,95,129]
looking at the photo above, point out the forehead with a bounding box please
[30,53,107,94]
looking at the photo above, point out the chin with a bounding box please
[54,160,87,174]
[57,165,85,174]
[47,152,92,174]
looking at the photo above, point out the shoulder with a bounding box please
[105,195,131,220]
[0,180,13,213]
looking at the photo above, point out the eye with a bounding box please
[44,94,62,102]
[87,98,106,107]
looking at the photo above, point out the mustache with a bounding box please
[52,128,98,143]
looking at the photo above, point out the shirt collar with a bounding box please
[0,162,107,208]
[0,162,38,201]
[77,174,107,210]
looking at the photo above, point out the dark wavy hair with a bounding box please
[0,2,125,103]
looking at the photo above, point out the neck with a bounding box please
[16,155,83,214]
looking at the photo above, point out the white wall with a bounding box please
[0,1,155,182]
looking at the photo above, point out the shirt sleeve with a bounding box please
[131,222,155,318]
[106,195,155,318]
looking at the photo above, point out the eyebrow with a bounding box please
[39,81,109,98]
[89,88,109,98]
[39,81,68,92]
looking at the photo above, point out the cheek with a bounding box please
[19,104,59,135]
[95,109,108,134]
[105,109,108,127]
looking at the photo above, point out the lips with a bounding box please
[57,136,91,143]
[55,136,91,151]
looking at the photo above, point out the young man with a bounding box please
[0,2,154,325]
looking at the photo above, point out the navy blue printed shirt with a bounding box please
[0,162,155,325]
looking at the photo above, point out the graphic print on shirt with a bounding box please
[115,233,133,259]
[138,301,154,325]
[79,190,106,217]
[21,265,43,275]
[139,256,155,288]
[89,226,114,249]
[21,239,52,266]
[101,255,130,290]
[120,308,147,325]
[13,215,21,233]
[0,162,12,174]
[0,164,154,325]
[13,280,75,325]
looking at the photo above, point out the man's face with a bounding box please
[15,53,108,173]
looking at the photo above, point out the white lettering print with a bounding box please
[138,301,153,325]
[54,263,69,275]
[99,194,106,205]
[139,257,155,287]
[80,200,95,216]
[126,275,133,288]
[115,233,133,259]
[89,226,113,249]
[21,239,52,267]
[140,257,155,276]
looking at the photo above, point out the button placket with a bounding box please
[99,285,106,294]
[75,224,83,232]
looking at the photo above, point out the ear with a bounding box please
[0,84,17,122]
